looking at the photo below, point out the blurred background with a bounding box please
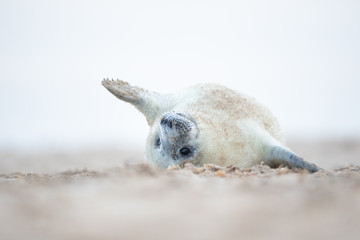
[0,0,359,168]
[2,2,360,239]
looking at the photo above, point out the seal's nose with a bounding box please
[160,113,184,129]
[160,112,193,135]
[160,116,174,128]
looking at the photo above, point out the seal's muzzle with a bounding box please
[160,112,193,135]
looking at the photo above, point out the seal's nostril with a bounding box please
[161,118,168,125]
[160,117,173,128]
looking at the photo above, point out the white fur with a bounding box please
[103,80,320,171]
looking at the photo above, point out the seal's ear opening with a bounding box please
[102,79,165,125]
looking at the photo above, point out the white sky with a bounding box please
[1,0,359,150]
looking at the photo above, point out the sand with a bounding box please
[0,140,360,240]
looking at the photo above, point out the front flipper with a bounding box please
[102,79,147,105]
[102,79,172,125]
[265,146,321,173]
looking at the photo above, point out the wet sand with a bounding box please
[0,140,359,240]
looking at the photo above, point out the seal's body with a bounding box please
[103,80,320,172]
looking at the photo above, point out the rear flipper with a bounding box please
[264,146,321,173]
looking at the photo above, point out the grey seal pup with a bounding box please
[102,79,320,172]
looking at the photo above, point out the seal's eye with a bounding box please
[155,138,161,147]
[179,147,191,156]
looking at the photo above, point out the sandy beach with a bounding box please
[1,140,359,240]
[2,1,359,239]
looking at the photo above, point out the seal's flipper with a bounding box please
[102,79,169,125]
[102,79,146,104]
[265,146,320,173]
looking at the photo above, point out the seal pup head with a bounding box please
[147,112,201,168]
[101,79,201,167]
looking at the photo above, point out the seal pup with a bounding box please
[102,79,320,172]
